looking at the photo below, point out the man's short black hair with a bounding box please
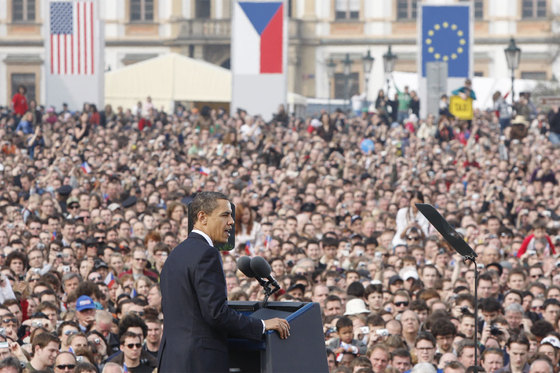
[543,298,560,310]
[431,318,457,338]
[480,298,502,313]
[119,330,141,345]
[347,282,365,298]
[414,331,436,347]
[189,192,228,224]
[531,320,555,338]
[506,332,530,349]
[391,348,411,360]
[0,357,22,373]
[336,316,353,331]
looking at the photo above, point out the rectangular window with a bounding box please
[335,0,359,20]
[130,0,154,22]
[522,0,547,18]
[334,72,359,100]
[11,73,36,103]
[521,71,546,80]
[12,0,35,22]
[397,0,417,20]
[196,0,211,18]
[459,0,483,20]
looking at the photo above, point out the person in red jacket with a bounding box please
[516,220,556,257]
[11,85,28,118]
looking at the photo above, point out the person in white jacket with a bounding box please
[392,191,431,247]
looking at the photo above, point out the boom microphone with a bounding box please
[236,256,256,278]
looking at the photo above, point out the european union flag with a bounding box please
[421,5,470,78]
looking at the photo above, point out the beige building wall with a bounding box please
[0,0,559,107]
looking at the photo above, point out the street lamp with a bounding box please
[362,50,374,112]
[383,45,397,95]
[504,37,521,105]
[326,58,336,113]
[342,53,353,112]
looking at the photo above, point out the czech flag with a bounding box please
[104,272,115,289]
[81,161,92,174]
[245,241,254,256]
[233,2,283,74]
[199,166,210,176]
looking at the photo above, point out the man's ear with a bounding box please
[197,211,207,225]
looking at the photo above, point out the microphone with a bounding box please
[236,256,256,278]
[250,256,280,290]
[237,256,268,288]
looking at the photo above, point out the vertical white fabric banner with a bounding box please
[45,0,104,111]
[231,0,287,120]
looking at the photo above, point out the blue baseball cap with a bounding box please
[76,295,95,312]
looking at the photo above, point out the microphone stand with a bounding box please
[261,280,280,307]
[464,255,480,369]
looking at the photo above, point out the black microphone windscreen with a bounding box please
[250,256,272,278]
[237,256,256,278]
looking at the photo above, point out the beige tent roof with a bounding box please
[105,53,231,112]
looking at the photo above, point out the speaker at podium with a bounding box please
[228,301,329,373]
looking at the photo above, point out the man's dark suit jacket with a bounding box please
[157,232,263,372]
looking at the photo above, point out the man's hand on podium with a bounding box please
[264,318,290,339]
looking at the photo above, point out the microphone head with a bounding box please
[250,256,272,278]
[237,256,256,278]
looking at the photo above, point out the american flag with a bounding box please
[50,1,95,75]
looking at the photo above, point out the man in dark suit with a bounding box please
[157,192,289,372]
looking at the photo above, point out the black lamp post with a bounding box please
[326,58,336,113]
[362,50,374,112]
[504,38,521,105]
[383,45,397,95]
[342,53,353,112]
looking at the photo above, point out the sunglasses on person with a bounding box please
[407,236,420,241]
[55,364,76,370]
[64,330,78,336]
[126,343,142,349]
[394,301,409,307]
[2,318,16,324]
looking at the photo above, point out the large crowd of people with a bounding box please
[1,82,560,373]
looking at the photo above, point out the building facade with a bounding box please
[1,0,559,109]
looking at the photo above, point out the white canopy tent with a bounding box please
[105,53,231,113]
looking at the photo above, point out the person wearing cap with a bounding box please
[537,336,560,369]
[76,295,96,332]
[344,299,370,317]
[157,192,289,373]
[388,275,404,294]
[286,283,305,300]
[66,196,80,219]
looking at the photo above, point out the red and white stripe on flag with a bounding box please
[50,1,95,75]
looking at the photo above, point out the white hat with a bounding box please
[399,266,419,281]
[107,203,121,212]
[541,336,560,349]
[344,298,370,316]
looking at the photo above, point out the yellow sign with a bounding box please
[449,95,473,120]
